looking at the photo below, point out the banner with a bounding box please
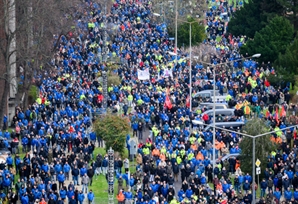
[162,68,173,78]
[137,68,150,80]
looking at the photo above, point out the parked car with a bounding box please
[203,121,245,131]
[193,90,225,99]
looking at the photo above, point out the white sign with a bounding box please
[256,167,261,175]
[162,68,173,78]
[137,68,150,80]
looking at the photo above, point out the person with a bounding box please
[87,167,94,186]
[68,195,77,204]
[9,190,18,204]
[78,190,85,204]
[2,0,298,204]
[71,166,79,186]
[82,173,90,194]
[116,189,125,204]
[57,171,65,190]
[87,190,94,204]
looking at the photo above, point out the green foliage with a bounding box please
[177,17,205,47]
[107,74,121,87]
[228,0,288,38]
[267,74,292,89]
[240,16,294,63]
[239,119,277,179]
[228,0,265,38]
[274,37,298,87]
[277,0,298,28]
[94,115,130,155]
[28,85,38,104]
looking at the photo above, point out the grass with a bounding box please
[91,147,136,201]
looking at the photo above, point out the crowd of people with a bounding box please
[0,0,297,204]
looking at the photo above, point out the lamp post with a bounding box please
[175,0,178,66]
[189,23,192,112]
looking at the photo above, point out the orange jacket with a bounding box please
[196,152,204,161]
[117,192,125,202]
[191,144,198,151]
[160,153,166,161]
[152,148,160,157]
[235,160,240,170]
[216,183,222,190]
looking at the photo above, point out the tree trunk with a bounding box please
[0,80,10,130]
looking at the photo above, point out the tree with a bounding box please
[274,37,298,88]
[228,0,265,38]
[0,0,82,128]
[177,17,205,47]
[94,115,130,155]
[240,16,294,63]
[239,119,277,179]
[228,0,285,38]
[277,0,298,29]
[152,0,206,34]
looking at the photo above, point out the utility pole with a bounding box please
[252,136,256,204]
[175,0,178,65]
[107,147,114,204]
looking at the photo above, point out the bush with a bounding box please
[94,115,130,155]
[107,74,121,87]
[28,85,38,104]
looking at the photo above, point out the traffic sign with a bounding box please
[255,159,261,167]
[256,167,261,175]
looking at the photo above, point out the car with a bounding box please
[0,137,13,153]
[202,108,235,118]
[196,103,230,111]
[193,90,224,99]
[219,153,240,162]
[203,121,245,131]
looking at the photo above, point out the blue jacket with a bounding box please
[54,164,62,173]
[60,189,67,199]
[21,195,29,204]
[185,189,193,198]
[124,191,133,200]
[2,177,11,187]
[238,175,244,184]
[274,191,281,200]
[78,193,85,201]
[294,190,298,200]
[63,164,71,173]
[6,156,13,165]
[87,192,94,201]
[57,173,65,182]
[160,185,168,197]
[67,190,75,199]
[80,167,87,176]
[284,190,293,200]
[260,181,267,189]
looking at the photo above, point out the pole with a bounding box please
[252,136,256,204]
[212,65,216,169]
[108,147,114,204]
[102,0,108,110]
[189,24,192,112]
[175,0,178,65]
